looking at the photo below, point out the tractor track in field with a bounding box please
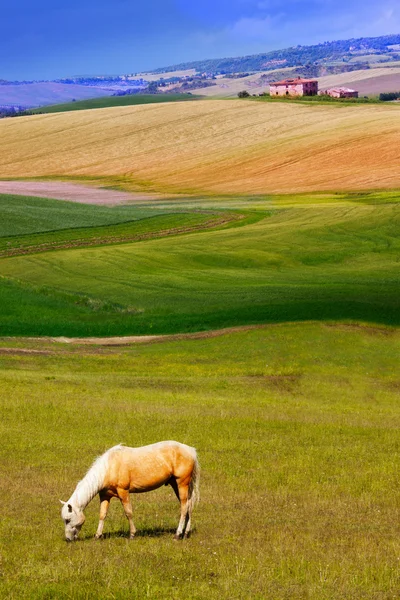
[1,325,272,350]
[0,323,396,352]
[0,212,245,258]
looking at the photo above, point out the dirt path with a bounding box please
[40,325,270,347]
[47,323,396,346]
[0,323,395,352]
[0,181,164,205]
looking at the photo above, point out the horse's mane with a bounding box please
[72,445,123,508]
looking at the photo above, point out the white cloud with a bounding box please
[228,15,276,39]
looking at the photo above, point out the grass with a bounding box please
[1,99,400,195]
[23,93,200,114]
[252,94,378,105]
[0,212,236,257]
[0,192,243,257]
[0,323,399,598]
[0,193,176,237]
[0,192,398,336]
[1,83,399,600]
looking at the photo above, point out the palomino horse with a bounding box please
[60,441,200,541]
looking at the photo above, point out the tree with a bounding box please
[238,90,250,98]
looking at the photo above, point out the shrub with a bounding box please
[379,92,400,101]
[238,90,250,98]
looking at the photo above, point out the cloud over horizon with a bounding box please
[2,0,400,79]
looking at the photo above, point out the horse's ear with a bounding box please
[59,500,66,505]
[68,503,73,513]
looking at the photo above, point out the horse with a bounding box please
[60,441,200,542]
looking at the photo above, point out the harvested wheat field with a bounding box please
[0,99,399,194]
[317,66,400,91]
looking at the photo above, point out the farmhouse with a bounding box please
[322,87,359,98]
[269,77,318,97]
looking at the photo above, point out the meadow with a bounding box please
[0,100,399,195]
[0,323,399,599]
[0,191,398,336]
[0,193,176,237]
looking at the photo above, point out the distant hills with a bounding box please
[1,34,400,111]
[0,77,147,111]
[150,34,400,74]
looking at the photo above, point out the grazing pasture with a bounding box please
[0,100,399,194]
[0,324,399,598]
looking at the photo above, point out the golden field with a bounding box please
[1,99,399,194]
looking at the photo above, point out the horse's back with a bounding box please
[106,441,197,492]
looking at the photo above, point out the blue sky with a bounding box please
[2,0,399,80]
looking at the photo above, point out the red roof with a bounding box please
[270,77,318,86]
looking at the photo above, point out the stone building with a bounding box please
[269,77,318,97]
[322,87,359,98]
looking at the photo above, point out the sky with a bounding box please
[2,0,400,80]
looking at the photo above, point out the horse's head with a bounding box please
[60,501,86,542]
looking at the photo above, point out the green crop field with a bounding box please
[0,193,236,258]
[0,191,398,336]
[0,323,399,598]
[25,93,200,114]
[0,193,178,237]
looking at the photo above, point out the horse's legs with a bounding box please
[172,477,190,540]
[184,511,192,539]
[117,488,136,539]
[95,493,110,539]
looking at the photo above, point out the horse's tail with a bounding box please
[188,451,200,511]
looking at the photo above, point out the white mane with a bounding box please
[69,445,122,509]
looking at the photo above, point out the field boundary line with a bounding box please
[0,212,245,258]
[1,322,396,347]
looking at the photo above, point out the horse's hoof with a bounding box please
[183,532,191,539]
[129,534,136,540]
[173,534,183,541]
[94,534,103,540]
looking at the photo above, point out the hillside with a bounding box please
[317,66,400,94]
[0,81,113,109]
[25,93,199,114]
[151,34,400,75]
[0,190,398,335]
[0,100,399,195]
[190,66,400,97]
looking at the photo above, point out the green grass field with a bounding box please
[0,192,239,257]
[24,93,200,114]
[0,191,398,336]
[0,323,399,598]
[0,193,177,237]
[0,184,399,598]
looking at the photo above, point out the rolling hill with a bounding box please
[189,66,400,97]
[0,81,114,108]
[0,190,398,335]
[150,34,400,75]
[24,93,199,114]
[0,100,399,195]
